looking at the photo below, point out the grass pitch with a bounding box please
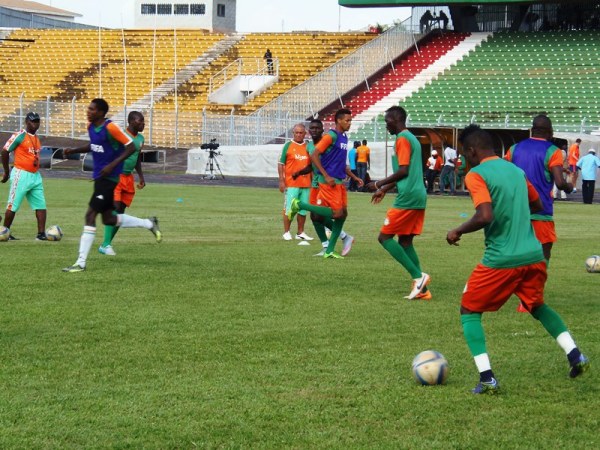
[0,178,598,448]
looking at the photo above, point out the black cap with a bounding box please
[26,112,40,122]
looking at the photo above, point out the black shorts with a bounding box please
[89,178,118,212]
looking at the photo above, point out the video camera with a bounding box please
[201,138,221,154]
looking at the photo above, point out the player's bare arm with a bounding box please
[63,143,92,156]
[345,166,363,188]
[1,149,10,183]
[99,142,135,178]
[366,164,408,192]
[550,165,573,193]
[277,162,286,193]
[292,163,312,180]
[135,150,146,189]
[447,202,493,245]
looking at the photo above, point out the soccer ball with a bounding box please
[46,225,63,241]
[0,226,9,242]
[585,255,600,273]
[412,350,449,386]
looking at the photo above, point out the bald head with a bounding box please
[531,114,553,139]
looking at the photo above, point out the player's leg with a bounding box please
[399,235,430,299]
[324,186,347,257]
[25,173,48,239]
[295,188,312,240]
[34,210,47,240]
[516,262,589,378]
[3,168,27,238]
[282,188,293,240]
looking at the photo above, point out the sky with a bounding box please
[37,1,411,32]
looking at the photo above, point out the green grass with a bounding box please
[0,179,598,449]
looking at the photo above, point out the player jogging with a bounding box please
[289,109,361,259]
[365,106,430,300]
[447,124,589,394]
[99,111,147,256]
[62,99,161,273]
[1,112,48,240]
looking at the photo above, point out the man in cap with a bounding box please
[576,148,600,204]
[425,149,443,193]
[1,112,48,240]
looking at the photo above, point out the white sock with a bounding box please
[474,353,492,373]
[322,240,329,248]
[76,226,96,267]
[118,214,152,229]
[556,331,577,355]
[340,231,347,240]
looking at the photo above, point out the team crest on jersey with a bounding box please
[317,199,322,205]
[91,144,104,153]
[384,217,390,226]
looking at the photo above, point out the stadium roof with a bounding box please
[0,0,81,18]
[340,0,530,5]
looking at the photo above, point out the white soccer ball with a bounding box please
[46,225,63,241]
[412,350,449,386]
[0,226,9,242]
[585,255,600,273]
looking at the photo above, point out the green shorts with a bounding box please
[284,187,310,216]
[7,168,46,212]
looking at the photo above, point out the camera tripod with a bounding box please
[203,150,224,180]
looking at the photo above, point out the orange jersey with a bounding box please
[3,130,42,173]
[279,140,311,188]
[568,143,580,165]
[356,145,370,163]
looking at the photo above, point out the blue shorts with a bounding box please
[7,168,46,212]
[284,187,310,216]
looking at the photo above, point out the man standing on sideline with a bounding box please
[347,141,359,192]
[576,148,600,204]
[439,143,458,195]
[568,138,581,192]
[278,123,313,241]
[356,139,370,190]
[62,99,161,273]
[505,115,572,263]
[289,108,361,259]
[424,149,442,193]
[1,112,48,240]
[99,111,147,256]
[447,124,589,395]
[366,106,430,300]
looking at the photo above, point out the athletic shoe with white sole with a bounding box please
[569,354,590,378]
[323,251,344,259]
[406,272,431,300]
[282,231,293,241]
[313,248,327,256]
[341,234,354,256]
[296,232,313,241]
[150,216,162,243]
[62,264,86,273]
[99,245,117,256]
[471,377,500,394]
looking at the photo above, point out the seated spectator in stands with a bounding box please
[425,149,442,193]
[420,10,434,33]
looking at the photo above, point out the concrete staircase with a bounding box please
[109,33,245,126]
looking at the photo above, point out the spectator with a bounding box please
[348,141,359,192]
[420,10,434,33]
[568,138,581,192]
[263,49,274,75]
[356,139,371,191]
[576,148,600,204]
[439,10,449,30]
[424,149,442,193]
[439,143,458,195]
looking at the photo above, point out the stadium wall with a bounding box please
[0,6,93,29]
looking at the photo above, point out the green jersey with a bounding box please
[392,130,427,210]
[122,131,144,174]
[467,157,544,268]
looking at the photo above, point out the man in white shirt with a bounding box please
[439,145,458,195]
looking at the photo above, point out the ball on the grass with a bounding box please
[412,350,449,386]
[0,226,9,242]
[585,255,600,273]
[46,225,63,241]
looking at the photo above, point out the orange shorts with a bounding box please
[380,208,425,236]
[309,187,319,205]
[114,173,136,207]
[317,183,347,210]
[531,220,556,244]
[461,262,547,313]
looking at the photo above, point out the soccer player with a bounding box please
[505,115,573,263]
[99,111,147,256]
[288,109,361,259]
[568,138,581,192]
[293,119,356,256]
[278,123,313,241]
[62,99,161,273]
[1,112,48,240]
[447,124,589,394]
[365,106,430,300]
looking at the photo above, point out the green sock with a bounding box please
[312,220,328,244]
[326,218,345,253]
[461,313,487,357]
[298,201,333,219]
[381,238,421,278]
[111,226,120,241]
[403,244,422,273]
[532,304,568,339]
[102,225,115,247]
